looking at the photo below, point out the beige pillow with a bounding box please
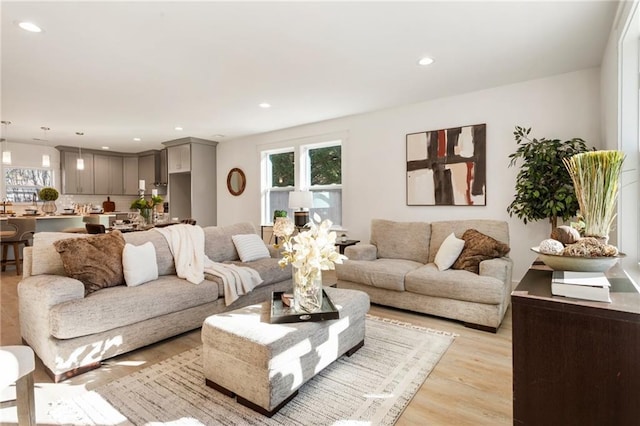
[54,231,126,295]
[434,232,465,271]
[452,229,510,274]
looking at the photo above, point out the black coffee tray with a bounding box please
[270,290,339,323]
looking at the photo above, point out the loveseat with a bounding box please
[18,222,292,382]
[336,219,513,332]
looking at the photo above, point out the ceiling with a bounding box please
[1,1,619,153]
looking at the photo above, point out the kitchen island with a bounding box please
[0,214,116,232]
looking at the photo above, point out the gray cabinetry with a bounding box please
[62,151,94,194]
[167,144,191,173]
[162,137,217,226]
[123,157,139,195]
[138,153,156,194]
[94,154,124,195]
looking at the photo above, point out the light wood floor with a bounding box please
[0,268,513,425]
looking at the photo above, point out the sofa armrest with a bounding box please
[479,257,513,285]
[18,275,85,308]
[344,243,377,261]
[268,244,280,258]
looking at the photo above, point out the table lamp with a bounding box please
[288,191,313,227]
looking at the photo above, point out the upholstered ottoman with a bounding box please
[202,286,370,416]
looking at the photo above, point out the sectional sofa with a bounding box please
[18,222,292,382]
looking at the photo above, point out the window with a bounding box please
[262,139,342,226]
[4,167,53,203]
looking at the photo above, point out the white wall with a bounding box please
[217,68,602,281]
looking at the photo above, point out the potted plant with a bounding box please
[507,126,591,231]
[130,195,163,224]
[38,187,59,215]
[563,150,625,243]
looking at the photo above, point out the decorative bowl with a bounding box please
[531,247,625,272]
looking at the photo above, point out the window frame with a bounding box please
[260,133,345,225]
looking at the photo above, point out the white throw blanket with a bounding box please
[154,225,263,305]
[154,225,205,284]
[203,261,262,306]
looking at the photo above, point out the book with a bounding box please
[552,271,610,287]
[551,271,611,303]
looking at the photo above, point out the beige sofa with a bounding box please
[336,219,513,332]
[18,222,292,382]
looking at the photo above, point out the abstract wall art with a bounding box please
[406,123,486,206]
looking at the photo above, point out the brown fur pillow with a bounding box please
[54,230,126,295]
[452,229,510,274]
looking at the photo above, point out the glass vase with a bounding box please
[293,267,323,313]
[139,208,153,225]
[42,200,57,215]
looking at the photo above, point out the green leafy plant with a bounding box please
[563,150,625,239]
[507,126,590,230]
[38,187,59,201]
[130,195,163,210]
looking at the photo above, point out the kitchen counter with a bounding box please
[0,214,116,232]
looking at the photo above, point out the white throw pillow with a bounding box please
[122,242,159,286]
[232,234,271,262]
[434,232,465,271]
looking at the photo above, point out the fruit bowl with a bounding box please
[531,247,625,272]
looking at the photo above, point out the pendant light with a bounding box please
[1,120,12,165]
[41,126,50,167]
[76,132,84,170]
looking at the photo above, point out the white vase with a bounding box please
[293,267,323,313]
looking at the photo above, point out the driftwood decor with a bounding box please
[406,123,486,206]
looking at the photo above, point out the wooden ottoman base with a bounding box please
[201,287,370,416]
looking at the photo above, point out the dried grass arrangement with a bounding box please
[563,150,625,241]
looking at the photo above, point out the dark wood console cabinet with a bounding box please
[511,264,640,425]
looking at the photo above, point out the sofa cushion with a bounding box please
[232,234,271,262]
[49,275,220,339]
[434,232,465,271]
[203,222,256,262]
[337,258,422,291]
[452,229,511,274]
[225,257,291,286]
[370,219,430,264]
[53,231,126,295]
[31,232,89,276]
[428,220,510,263]
[122,242,159,287]
[123,229,176,276]
[405,263,504,304]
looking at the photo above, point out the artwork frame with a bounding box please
[406,123,486,206]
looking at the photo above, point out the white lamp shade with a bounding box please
[76,157,84,170]
[42,154,50,167]
[2,150,11,165]
[288,191,313,210]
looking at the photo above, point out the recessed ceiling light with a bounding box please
[417,57,435,66]
[212,134,225,138]
[174,126,183,131]
[133,137,141,142]
[259,103,271,109]
[18,22,42,33]
[101,146,110,150]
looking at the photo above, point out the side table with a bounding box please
[335,239,360,254]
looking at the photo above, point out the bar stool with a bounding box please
[0,218,36,275]
[0,346,36,426]
[181,218,197,225]
[85,223,106,234]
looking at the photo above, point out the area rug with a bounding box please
[48,315,455,425]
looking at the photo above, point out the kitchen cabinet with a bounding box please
[123,157,139,195]
[94,154,124,194]
[167,144,191,173]
[162,137,217,226]
[62,151,94,194]
[138,150,167,195]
